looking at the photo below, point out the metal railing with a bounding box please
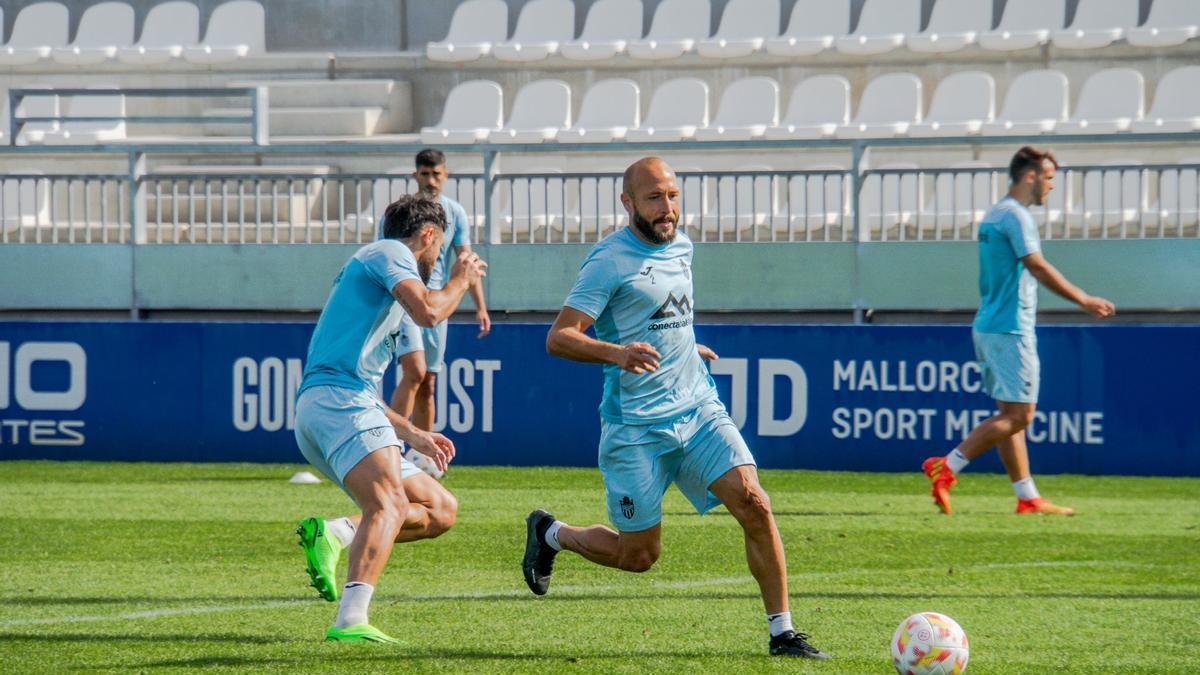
[8,87,269,146]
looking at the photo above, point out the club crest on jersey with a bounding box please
[651,292,692,320]
[619,496,636,519]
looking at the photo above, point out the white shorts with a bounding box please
[294,385,421,494]
[396,315,449,373]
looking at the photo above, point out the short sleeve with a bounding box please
[362,241,422,292]
[451,203,470,247]
[563,254,619,320]
[1003,209,1041,258]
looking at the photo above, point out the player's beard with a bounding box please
[632,207,678,245]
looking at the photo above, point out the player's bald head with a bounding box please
[622,157,675,197]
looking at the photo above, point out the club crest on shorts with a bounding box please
[619,496,636,519]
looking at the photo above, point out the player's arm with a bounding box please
[546,306,661,374]
[456,243,491,338]
[391,252,487,328]
[380,402,456,472]
[1021,252,1116,319]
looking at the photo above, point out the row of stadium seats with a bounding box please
[5,161,1196,244]
[420,67,1200,144]
[0,0,264,66]
[428,0,1200,63]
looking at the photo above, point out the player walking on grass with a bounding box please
[523,157,830,660]
[923,146,1115,516]
[293,195,486,644]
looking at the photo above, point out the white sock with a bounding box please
[945,447,970,475]
[1012,477,1040,501]
[326,517,356,549]
[335,582,374,628]
[767,612,794,637]
[544,520,564,552]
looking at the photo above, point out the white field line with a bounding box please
[0,559,1167,628]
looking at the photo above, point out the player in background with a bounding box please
[923,146,1115,516]
[294,196,487,643]
[390,149,491,446]
[523,157,831,660]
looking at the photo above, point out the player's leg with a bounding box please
[676,401,829,659]
[330,470,458,543]
[523,420,671,594]
[1000,427,1074,515]
[412,321,447,431]
[923,332,1037,514]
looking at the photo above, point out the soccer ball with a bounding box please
[891,612,969,675]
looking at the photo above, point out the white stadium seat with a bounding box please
[694,78,779,141]
[907,0,990,53]
[763,76,850,140]
[1127,0,1200,47]
[1144,160,1200,230]
[183,0,265,63]
[560,0,641,61]
[0,2,68,65]
[859,162,922,239]
[1060,68,1144,134]
[1133,67,1200,133]
[426,0,508,63]
[835,0,919,56]
[491,80,572,143]
[839,73,922,138]
[52,2,134,65]
[978,0,1064,51]
[420,80,504,144]
[493,0,574,62]
[627,0,709,60]
[563,79,640,143]
[983,70,1070,135]
[117,1,199,65]
[910,72,995,137]
[1051,0,1138,50]
[625,78,709,141]
[764,0,848,56]
[697,0,778,58]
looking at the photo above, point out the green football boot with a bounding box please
[325,623,402,645]
[296,517,343,601]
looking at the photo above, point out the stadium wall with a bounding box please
[0,320,1195,477]
[1,241,1196,314]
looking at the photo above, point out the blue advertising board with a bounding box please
[0,321,1196,476]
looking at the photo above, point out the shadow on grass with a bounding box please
[0,632,297,644]
[665,510,880,517]
[3,596,307,606]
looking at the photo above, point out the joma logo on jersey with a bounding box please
[651,292,692,320]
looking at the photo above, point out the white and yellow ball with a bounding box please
[890,611,969,675]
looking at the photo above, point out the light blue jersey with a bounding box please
[299,239,422,396]
[377,194,469,290]
[564,227,717,424]
[973,196,1042,336]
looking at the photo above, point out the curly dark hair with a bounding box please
[381,195,447,240]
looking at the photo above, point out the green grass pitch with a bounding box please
[1,461,1197,673]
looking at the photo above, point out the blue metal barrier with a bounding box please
[0,321,1195,477]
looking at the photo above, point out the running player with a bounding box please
[294,195,486,643]
[522,157,831,660]
[923,146,1115,516]
[390,149,491,442]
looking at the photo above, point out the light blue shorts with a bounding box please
[396,314,449,373]
[973,330,1040,404]
[599,399,756,532]
[294,385,421,494]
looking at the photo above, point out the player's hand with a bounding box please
[452,251,488,285]
[410,431,456,474]
[696,344,718,361]
[477,309,492,338]
[1081,296,1116,319]
[618,342,660,374]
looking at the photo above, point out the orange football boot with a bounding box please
[922,457,957,515]
[1016,497,1075,515]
